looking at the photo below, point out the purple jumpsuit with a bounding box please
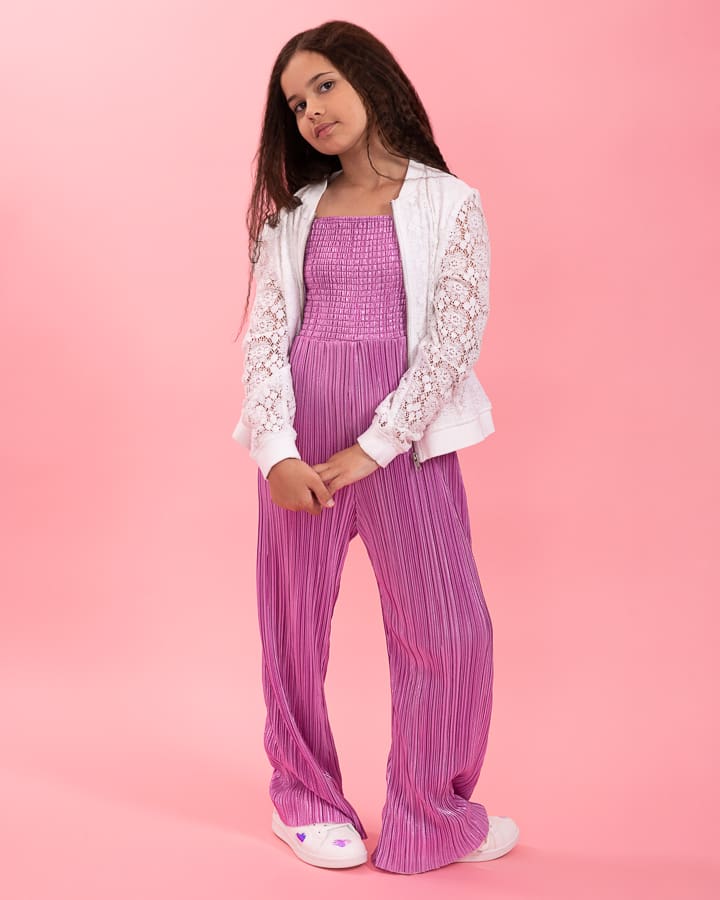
[255,214,494,875]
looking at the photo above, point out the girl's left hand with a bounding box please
[311,443,379,496]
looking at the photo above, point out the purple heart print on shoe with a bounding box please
[296,832,306,842]
[332,839,350,846]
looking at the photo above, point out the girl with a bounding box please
[232,20,519,876]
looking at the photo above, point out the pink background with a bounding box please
[1,2,718,897]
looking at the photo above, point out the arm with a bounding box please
[239,221,302,479]
[356,189,491,467]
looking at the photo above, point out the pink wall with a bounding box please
[1,2,718,897]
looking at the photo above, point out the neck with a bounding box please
[335,141,409,192]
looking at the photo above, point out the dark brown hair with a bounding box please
[233,20,454,341]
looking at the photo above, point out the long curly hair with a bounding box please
[233,19,455,341]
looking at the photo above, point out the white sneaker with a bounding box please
[455,815,520,862]
[271,807,368,868]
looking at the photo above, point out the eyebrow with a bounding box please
[286,71,335,106]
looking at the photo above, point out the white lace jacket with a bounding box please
[232,158,495,479]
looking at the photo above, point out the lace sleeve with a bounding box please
[356,189,490,467]
[238,222,302,479]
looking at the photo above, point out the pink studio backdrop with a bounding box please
[1,2,718,899]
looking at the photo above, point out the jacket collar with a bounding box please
[296,157,424,219]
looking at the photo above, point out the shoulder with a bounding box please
[418,162,479,203]
[263,181,321,238]
[292,181,317,201]
[414,163,482,236]
[260,180,319,234]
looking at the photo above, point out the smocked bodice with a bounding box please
[298,216,406,341]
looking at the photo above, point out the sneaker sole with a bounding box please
[271,812,368,869]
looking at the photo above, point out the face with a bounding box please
[280,50,370,153]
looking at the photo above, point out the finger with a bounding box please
[326,474,347,493]
[302,484,323,514]
[311,474,336,507]
[312,465,332,482]
[308,496,323,515]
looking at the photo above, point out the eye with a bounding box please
[292,80,334,115]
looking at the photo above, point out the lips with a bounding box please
[315,122,336,138]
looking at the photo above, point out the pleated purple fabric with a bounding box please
[255,214,494,875]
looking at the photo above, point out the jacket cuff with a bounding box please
[255,433,302,479]
[356,421,404,468]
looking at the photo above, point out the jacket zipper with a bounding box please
[390,196,422,471]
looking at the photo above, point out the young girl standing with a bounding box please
[232,20,519,876]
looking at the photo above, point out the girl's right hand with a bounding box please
[266,459,337,516]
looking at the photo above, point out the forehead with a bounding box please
[280,50,335,94]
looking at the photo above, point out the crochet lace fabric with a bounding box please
[240,224,298,459]
[240,190,490,459]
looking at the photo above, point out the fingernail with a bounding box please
[326,499,335,507]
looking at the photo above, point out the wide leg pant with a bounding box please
[255,332,494,875]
